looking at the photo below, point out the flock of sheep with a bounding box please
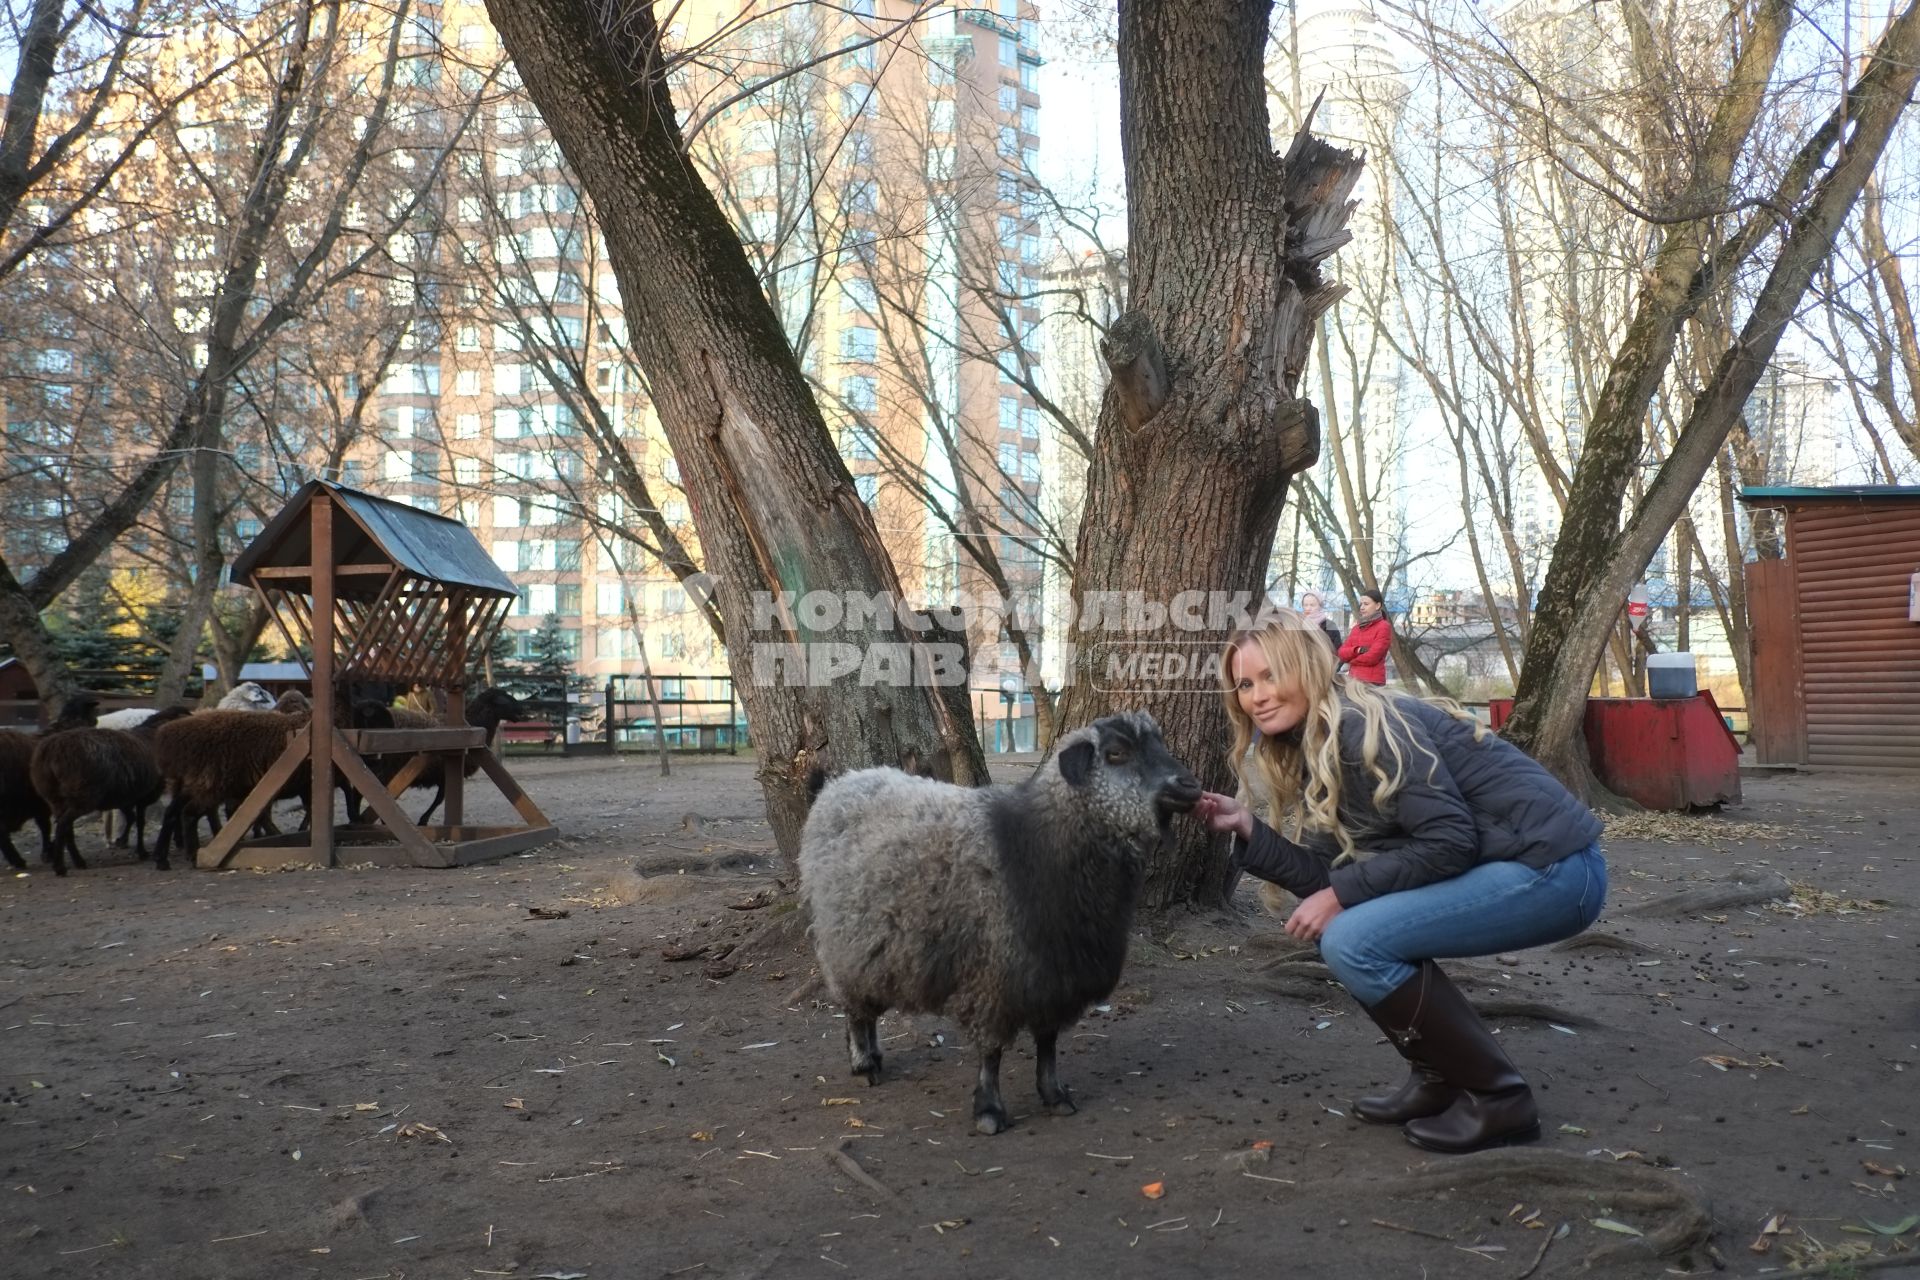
[8,689,1202,1138]
[0,683,530,874]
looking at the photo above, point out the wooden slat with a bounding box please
[347,727,486,754]
[329,729,441,864]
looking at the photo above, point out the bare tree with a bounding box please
[482,0,985,867]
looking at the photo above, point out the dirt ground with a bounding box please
[3,753,1917,1280]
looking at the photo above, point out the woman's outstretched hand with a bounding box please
[1193,791,1254,843]
[1284,886,1344,943]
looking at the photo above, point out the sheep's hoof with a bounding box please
[973,1107,1009,1136]
[850,1052,882,1085]
[1040,1084,1077,1116]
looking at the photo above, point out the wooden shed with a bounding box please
[1739,486,1920,769]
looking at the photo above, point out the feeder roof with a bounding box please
[231,480,518,598]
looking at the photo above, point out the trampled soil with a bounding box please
[3,754,1916,1279]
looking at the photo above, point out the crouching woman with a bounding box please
[1194,613,1606,1154]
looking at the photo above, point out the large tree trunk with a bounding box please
[1502,0,1920,790]
[1054,0,1361,911]
[482,0,984,869]
[1499,0,1793,781]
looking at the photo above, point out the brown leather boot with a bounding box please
[1353,963,1457,1124]
[1395,963,1541,1153]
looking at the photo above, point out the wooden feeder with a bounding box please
[203,480,555,870]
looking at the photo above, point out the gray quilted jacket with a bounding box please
[1231,696,1603,906]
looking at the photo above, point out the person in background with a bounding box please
[1300,592,1342,652]
[1339,588,1392,685]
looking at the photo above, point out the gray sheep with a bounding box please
[800,712,1201,1135]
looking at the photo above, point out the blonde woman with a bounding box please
[1192,611,1606,1153]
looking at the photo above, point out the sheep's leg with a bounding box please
[153,799,177,869]
[0,829,24,870]
[108,811,130,848]
[65,817,87,870]
[128,806,149,859]
[972,1046,1009,1135]
[417,785,445,826]
[49,818,73,876]
[1034,1028,1076,1116]
[847,1011,882,1085]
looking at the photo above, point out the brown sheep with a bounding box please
[29,695,167,876]
[0,730,50,870]
[152,693,386,868]
[152,702,311,870]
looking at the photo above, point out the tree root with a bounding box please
[1620,867,1791,918]
[826,1138,897,1202]
[1555,932,1666,956]
[1364,1149,1711,1266]
[724,897,812,972]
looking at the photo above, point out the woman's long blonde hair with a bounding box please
[1219,607,1479,864]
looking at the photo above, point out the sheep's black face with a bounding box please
[1057,712,1202,837]
[473,688,532,722]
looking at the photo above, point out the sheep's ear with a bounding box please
[1057,739,1095,788]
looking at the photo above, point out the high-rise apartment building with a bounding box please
[5,2,1051,715]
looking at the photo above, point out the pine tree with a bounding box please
[519,614,586,724]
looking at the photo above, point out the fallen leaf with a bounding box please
[1590,1218,1644,1237]
[821,1098,858,1106]
[1861,1161,1903,1179]
[1558,1124,1590,1136]
[352,1102,380,1112]
[1791,1104,1811,1115]
[690,1131,713,1142]
[396,1122,452,1144]
[1862,1214,1920,1236]
[504,1098,526,1111]
[1141,1182,1166,1200]
[1251,1140,1274,1153]
[527,907,570,920]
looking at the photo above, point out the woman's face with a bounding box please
[1232,640,1310,738]
[1301,593,1321,612]
[1359,595,1382,620]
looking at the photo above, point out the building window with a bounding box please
[999,34,1017,64]
[842,277,877,314]
[456,368,480,396]
[494,495,520,527]
[841,375,878,412]
[1019,406,1040,438]
[597,581,625,616]
[491,540,521,572]
[854,474,879,507]
[845,423,877,460]
[494,364,523,396]
[930,98,955,133]
[841,326,877,362]
[999,396,1020,432]
[456,413,481,439]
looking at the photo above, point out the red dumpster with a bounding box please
[1487,692,1742,811]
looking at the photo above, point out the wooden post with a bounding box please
[444,596,466,829]
[310,496,336,868]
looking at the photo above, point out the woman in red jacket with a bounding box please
[1338,589,1392,685]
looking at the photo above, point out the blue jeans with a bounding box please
[1318,843,1608,1005]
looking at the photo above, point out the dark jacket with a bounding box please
[1231,697,1603,907]
[1338,615,1392,685]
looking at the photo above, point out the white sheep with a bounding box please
[799,712,1202,1135]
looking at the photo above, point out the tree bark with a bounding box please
[1055,0,1361,911]
[482,0,985,869]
